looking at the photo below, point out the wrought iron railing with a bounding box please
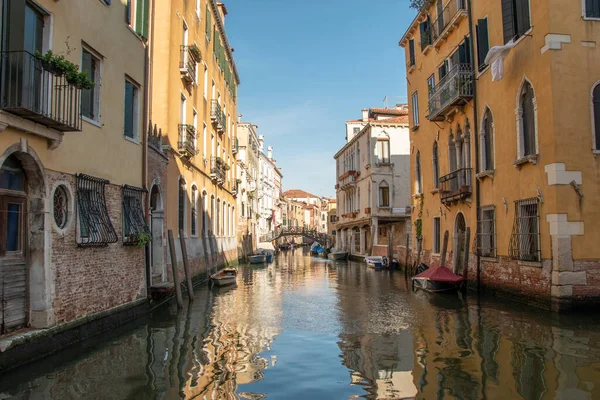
[122,185,150,245]
[179,46,197,84]
[439,168,472,203]
[211,100,225,132]
[232,137,239,154]
[178,124,197,157]
[0,51,82,131]
[431,0,467,45]
[509,198,541,262]
[76,174,118,247]
[428,63,473,120]
[420,28,433,50]
[210,156,226,184]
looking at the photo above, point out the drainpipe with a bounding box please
[466,0,481,291]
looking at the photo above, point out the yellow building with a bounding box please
[0,0,148,334]
[148,0,239,283]
[400,0,600,310]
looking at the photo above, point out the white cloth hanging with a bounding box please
[484,39,516,82]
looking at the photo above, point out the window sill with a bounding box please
[476,170,495,180]
[412,193,423,199]
[411,125,420,132]
[430,188,439,194]
[512,28,534,48]
[126,25,145,42]
[82,116,102,128]
[476,64,490,79]
[422,45,432,55]
[124,135,140,145]
[518,260,543,268]
[376,162,392,167]
[593,150,600,155]
[480,256,498,263]
[513,154,538,168]
[582,16,600,21]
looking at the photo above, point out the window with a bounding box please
[202,191,208,235]
[196,0,201,19]
[501,0,531,44]
[379,181,390,207]
[481,108,494,170]
[476,207,496,257]
[126,0,149,38]
[211,80,215,100]
[518,81,537,158]
[193,109,198,150]
[76,174,118,246]
[205,3,212,40]
[191,185,198,236]
[353,127,360,135]
[476,17,490,71]
[586,0,600,18]
[427,75,435,99]
[124,80,139,140]
[81,48,101,122]
[53,185,69,229]
[509,198,540,262]
[433,217,441,254]
[122,185,149,244]
[203,64,208,99]
[178,179,185,233]
[432,141,439,188]
[377,140,390,164]
[593,83,600,151]
[415,151,422,194]
[203,123,207,157]
[242,201,245,217]
[420,16,432,49]
[412,91,419,126]
[408,39,415,67]
[0,155,25,191]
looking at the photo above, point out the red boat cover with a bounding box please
[414,266,464,283]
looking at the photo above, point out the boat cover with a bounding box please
[414,266,464,283]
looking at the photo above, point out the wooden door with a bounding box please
[0,195,27,333]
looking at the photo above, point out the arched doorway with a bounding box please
[149,184,165,282]
[0,149,46,332]
[453,212,467,274]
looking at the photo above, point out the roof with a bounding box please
[346,116,409,125]
[284,189,320,199]
[370,107,409,116]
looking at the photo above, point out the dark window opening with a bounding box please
[122,185,149,244]
[76,174,118,247]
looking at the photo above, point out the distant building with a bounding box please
[236,122,261,254]
[258,137,282,237]
[334,106,411,259]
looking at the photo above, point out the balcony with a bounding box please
[210,156,226,185]
[178,124,197,158]
[428,63,473,121]
[231,181,238,196]
[439,168,472,204]
[211,100,226,134]
[179,46,197,85]
[232,137,238,154]
[338,170,359,191]
[0,51,82,132]
[431,0,468,49]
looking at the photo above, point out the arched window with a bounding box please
[178,178,185,233]
[593,83,600,151]
[210,195,215,235]
[379,180,390,207]
[448,133,457,172]
[432,141,439,188]
[481,108,494,170]
[357,188,361,212]
[216,198,221,235]
[518,80,537,158]
[202,191,208,236]
[190,185,198,236]
[222,201,226,236]
[415,151,422,194]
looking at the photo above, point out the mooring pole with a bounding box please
[440,230,449,267]
[404,234,410,274]
[179,230,194,301]
[462,227,471,280]
[168,230,183,308]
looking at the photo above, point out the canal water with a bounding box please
[2,251,600,399]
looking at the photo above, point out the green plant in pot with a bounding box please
[134,232,152,247]
[33,50,95,90]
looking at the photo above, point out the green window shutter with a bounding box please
[205,5,211,40]
[142,0,149,38]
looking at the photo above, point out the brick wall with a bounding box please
[48,171,146,324]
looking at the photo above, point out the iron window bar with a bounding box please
[122,185,149,245]
[474,207,496,257]
[509,198,541,262]
[76,174,118,247]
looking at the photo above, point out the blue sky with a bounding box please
[225,0,416,198]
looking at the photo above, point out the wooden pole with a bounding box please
[462,227,471,280]
[179,230,194,301]
[404,234,410,274]
[440,230,449,267]
[167,230,183,308]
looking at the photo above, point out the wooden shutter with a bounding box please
[476,18,489,69]
[206,5,211,40]
[142,0,149,38]
[587,0,600,17]
[515,0,531,36]
[501,0,516,44]
[409,39,415,63]
[125,0,131,24]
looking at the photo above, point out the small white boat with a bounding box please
[327,250,348,261]
[249,254,267,264]
[365,256,388,270]
[211,268,238,286]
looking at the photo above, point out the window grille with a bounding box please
[122,185,149,244]
[474,207,496,257]
[509,198,540,261]
[76,174,118,247]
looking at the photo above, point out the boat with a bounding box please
[365,256,388,270]
[412,265,464,293]
[249,254,267,264]
[327,249,348,261]
[266,252,273,263]
[211,268,238,287]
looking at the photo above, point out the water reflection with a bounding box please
[2,253,600,399]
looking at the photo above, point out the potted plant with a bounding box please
[134,232,152,247]
[236,178,242,184]
[34,50,95,90]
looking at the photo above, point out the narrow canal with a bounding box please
[2,251,600,399]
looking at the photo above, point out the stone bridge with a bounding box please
[260,227,333,247]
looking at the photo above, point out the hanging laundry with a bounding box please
[484,39,516,82]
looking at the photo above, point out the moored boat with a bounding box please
[249,254,267,264]
[327,250,348,260]
[365,256,388,269]
[412,265,464,293]
[211,268,238,287]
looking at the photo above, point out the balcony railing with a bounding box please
[210,156,226,185]
[439,168,472,204]
[0,51,82,131]
[431,0,467,48]
[178,124,197,157]
[338,170,359,191]
[231,181,238,196]
[179,46,197,84]
[428,63,473,121]
[407,55,415,70]
[211,100,226,133]
[232,137,239,154]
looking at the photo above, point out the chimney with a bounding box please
[362,109,369,122]
[237,114,242,123]
[259,135,264,152]
[216,2,228,24]
[268,146,273,160]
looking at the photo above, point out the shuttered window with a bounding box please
[205,4,211,41]
[594,85,600,150]
[420,17,431,49]
[476,18,490,71]
[502,0,531,44]
[408,39,415,66]
[587,0,600,18]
